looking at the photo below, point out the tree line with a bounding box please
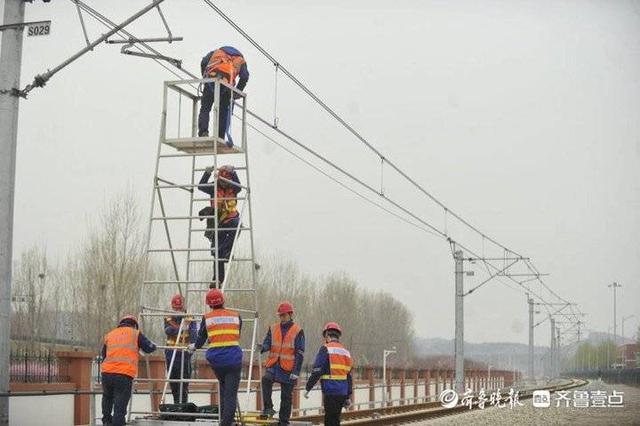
[10,191,415,368]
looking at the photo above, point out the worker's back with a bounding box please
[102,325,140,378]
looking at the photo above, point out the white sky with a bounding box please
[3,0,640,345]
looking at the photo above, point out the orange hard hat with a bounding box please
[323,322,342,336]
[277,301,294,315]
[206,288,225,307]
[171,294,184,310]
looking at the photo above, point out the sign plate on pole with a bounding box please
[26,20,51,37]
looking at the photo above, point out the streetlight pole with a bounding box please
[608,282,621,345]
[382,347,396,407]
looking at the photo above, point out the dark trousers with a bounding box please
[323,394,347,426]
[212,364,242,426]
[261,371,294,425]
[211,216,239,284]
[198,82,231,138]
[101,373,133,426]
[165,350,192,404]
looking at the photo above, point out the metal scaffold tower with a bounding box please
[132,77,262,425]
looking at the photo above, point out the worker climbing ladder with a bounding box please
[130,76,264,425]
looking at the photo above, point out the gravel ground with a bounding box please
[419,379,640,426]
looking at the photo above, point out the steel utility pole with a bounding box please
[549,317,556,378]
[608,282,621,345]
[527,295,534,381]
[0,1,25,424]
[454,249,464,394]
[556,327,561,376]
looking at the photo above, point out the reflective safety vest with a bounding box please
[165,316,193,346]
[211,187,238,224]
[265,323,302,372]
[321,342,352,381]
[205,48,246,86]
[102,326,140,378]
[204,309,241,348]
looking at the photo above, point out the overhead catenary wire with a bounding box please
[200,0,527,260]
[199,0,589,319]
[51,1,583,326]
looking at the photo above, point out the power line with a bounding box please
[51,1,581,324]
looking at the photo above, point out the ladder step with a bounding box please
[140,311,258,318]
[188,258,253,263]
[148,248,229,253]
[191,226,252,232]
[192,197,248,202]
[151,216,247,223]
[186,288,256,292]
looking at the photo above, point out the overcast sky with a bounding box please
[3,0,640,345]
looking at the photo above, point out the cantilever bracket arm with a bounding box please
[463,258,520,296]
[120,43,183,68]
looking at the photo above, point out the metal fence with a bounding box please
[9,350,71,383]
[567,369,640,387]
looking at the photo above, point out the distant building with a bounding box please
[617,343,638,368]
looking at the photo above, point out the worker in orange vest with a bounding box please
[101,315,157,426]
[259,301,305,424]
[190,289,243,426]
[198,46,249,145]
[164,294,197,404]
[304,322,353,426]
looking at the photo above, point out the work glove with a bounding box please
[187,343,196,353]
[205,166,214,174]
[304,390,311,399]
[289,373,299,381]
[344,399,352,409]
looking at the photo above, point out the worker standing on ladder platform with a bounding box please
[198,46,249,144]
[101,315,157,426]
[190,289,243,426]
[260,302,305,425]
[304,322,353,426]
[198,165,241,288]
[164,294,197,404]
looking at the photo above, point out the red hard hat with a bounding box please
[206,288,225,307]
[277,301,294,315]
[119,315,138,328]
[323,322,342,335]
[171,294,184,310]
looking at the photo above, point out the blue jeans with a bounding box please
[198,82,232,139]
[101,373,132,426]
[212,364,242,426]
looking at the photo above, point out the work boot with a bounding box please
[259,407,276,418]
[198,130,209,137]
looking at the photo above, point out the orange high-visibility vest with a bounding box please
[204,309,241,348]
[165,316,193,346]
[265,323,301,372]
[321,342,353,381]
[102,326,140,378]
[205,49,246,86]
[211,187,238,224]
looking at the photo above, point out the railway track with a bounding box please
[293,378,589,425]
